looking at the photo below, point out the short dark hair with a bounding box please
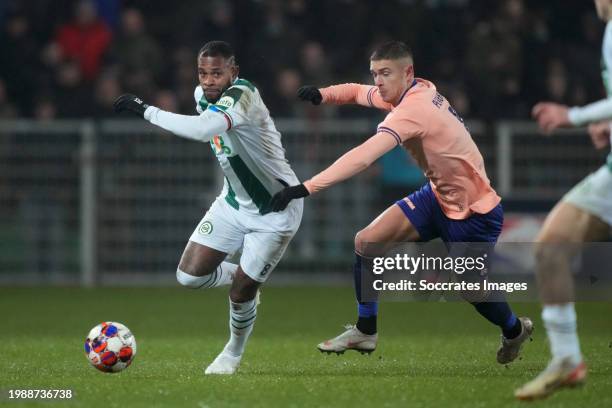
[370,41,413,61]
[198,41,236,62]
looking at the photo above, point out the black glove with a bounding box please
[297,86,323,105]
[113,94,149,117]
[269,184,310,212]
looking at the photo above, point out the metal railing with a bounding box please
[0,119,606,285]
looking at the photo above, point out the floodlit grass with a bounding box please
[1,287,611,407]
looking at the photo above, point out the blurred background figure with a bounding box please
[54,0,112,82]
[0,0,602,121]
[109,8,163,97]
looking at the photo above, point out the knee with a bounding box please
[178,258,214,278]
[534,240,566,270]
[176,268,205,289]
[354,229,371,255]
[534,241,552,266]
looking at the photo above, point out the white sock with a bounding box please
[224,297,257,357]
[542,303,582,365]
[176,262,237,289]
[215,262,238,286]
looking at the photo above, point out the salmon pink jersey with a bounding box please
[318,79,500,220]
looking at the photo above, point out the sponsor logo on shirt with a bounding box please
[211,135,232,155]
[217,95,235,109]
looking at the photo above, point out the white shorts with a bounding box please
[189,196,303,282]
[562,164,612,226]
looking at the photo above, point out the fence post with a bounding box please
[80,121,97,287]
[496,122,512,196]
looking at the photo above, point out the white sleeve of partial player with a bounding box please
[568,98,612,126]
[143,106,228,142]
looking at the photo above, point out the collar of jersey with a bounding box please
[395,79,418,106]
[201,78,241,104]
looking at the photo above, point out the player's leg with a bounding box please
[204,267,261,375]
[353,203,420,333]
[176,241,236,288]
[453,275,532,366]
[317,202,422,354]
[176,199,244,290]
[205,200,303,374]
[516,200,609,400]
[441,204,533,363]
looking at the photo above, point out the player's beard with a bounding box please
[204,82,231,104]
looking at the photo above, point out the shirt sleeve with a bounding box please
[320,83,394,111]
[144,106,229,142]
[376,108,426,145]
[303,131,398,194]
[568,98,612,126]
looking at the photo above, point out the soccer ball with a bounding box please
[84,322,137,373]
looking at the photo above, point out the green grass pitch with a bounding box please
[1,287,611,407]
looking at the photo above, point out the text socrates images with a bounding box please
[359,242,610,302]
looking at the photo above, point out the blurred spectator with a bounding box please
[172,47,199,113]
[544,58,569,103]
[248,0,305,85]
[268,68,304,117]
[466,10,524,118]
[154,90,179,112]
[93,74,122,117]
[54,0,112,81]
[0,12,38,115]
[0,79,18,118]
[93,0,121,30]
[182,0,238,51]
[53,61,94,118]
[109,8,163,85]
[0,0,604,119]
[33,97,57,121]
[300,41,332,85]
[446,86,471,118]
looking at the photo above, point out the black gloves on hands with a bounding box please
[269,184,310,212]
[297,86,323,105]
[113,94,149,117]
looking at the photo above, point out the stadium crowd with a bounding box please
[0,0,605,121]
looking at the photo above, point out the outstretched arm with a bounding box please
[299,84,393,111]
[303,131,397,193]
[568,98,612,126]
[144,106,228,142]
[268,132,398,211]
[533,98,612,133]
[114,93,228,142]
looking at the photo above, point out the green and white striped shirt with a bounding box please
[145,78,299,214]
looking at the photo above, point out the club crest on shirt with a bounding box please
[198,221,213,235]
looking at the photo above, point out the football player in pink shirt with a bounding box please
[270,41,532,364]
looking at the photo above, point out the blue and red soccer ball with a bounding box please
[85,322,137,373]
